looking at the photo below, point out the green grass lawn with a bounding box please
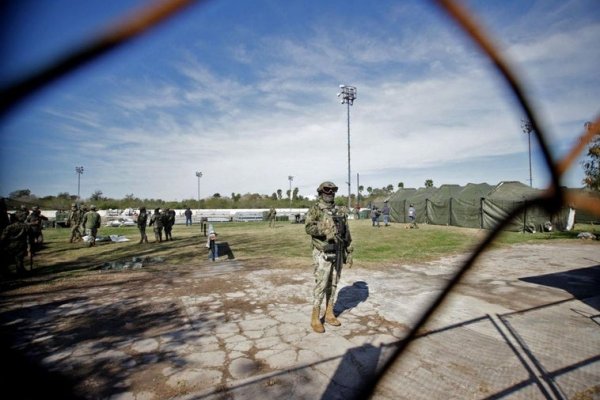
[18,219,596,278]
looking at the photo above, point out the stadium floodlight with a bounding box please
[521,119,533,187]
[288,175,294,213]
[75,166,84,199]
[195,171,203,203]
[339,85,357,209]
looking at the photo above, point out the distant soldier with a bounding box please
[15,204,29,222]
[82,205,101,246]
[67,203,83,243]
[1,213,30,275]
[305,181,353,333]
[149,208,163,243]
[267,207,277,228]
[163,208,175,241]
[26,206,48,252]
[184,207,193,226]
[137,206,149,243]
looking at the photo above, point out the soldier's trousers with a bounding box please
[70,225,81,241]
[312,248,341,308]
[85,228,97,246]
[138,227,147,242]
[153,227,163,241]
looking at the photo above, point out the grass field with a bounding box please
[14,219,597,278]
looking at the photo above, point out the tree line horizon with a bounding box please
[4,180,433,211]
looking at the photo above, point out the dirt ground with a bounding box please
[1,240,599,399]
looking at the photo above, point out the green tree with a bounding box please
[277,189,283,200]
[366,187,373,195]
[9,189,31,199]
[425,179,434,188]
[90,190,104,201]
[582,124,600,190]
[398,182,404,188]
[386,184,394,192]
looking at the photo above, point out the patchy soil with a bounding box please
[1,242,599,400]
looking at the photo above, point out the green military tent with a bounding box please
[381,181,572,232]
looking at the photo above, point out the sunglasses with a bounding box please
[321,187,338,195]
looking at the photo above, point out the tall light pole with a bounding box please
[75,166,84,200]
[338,85,357,209]
[521,119,533,187]
[288,175,293,213]
[195,171,203,203]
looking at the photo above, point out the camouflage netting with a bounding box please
[374,181,592,232]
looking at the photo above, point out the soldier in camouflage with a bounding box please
[15,205,29,223]
[305,181,353,333]
[163,208,175,241]
[1,213,30,275]
[149,208,163,243]
[82,205,101,247]
[26,206,48,253]
[137,206,149,243]
[267,207,277,227]
[67,203,83,243]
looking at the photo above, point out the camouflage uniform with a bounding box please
[26,206,47,252]
[305,181,353,333]
[149,209,163,242]
[1,214,30,275]
[162,209,175,241]
[14,205,29,223]
[82,206,101,246]
[267,207,277,227]
[137,207,149,243]
[67,203,83,242]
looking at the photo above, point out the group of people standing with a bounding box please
[66,203,101,246]
[0,202,48,275]
[137,207,176,243]
[370,201,418,228]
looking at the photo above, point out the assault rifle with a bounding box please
[332,215,350,274]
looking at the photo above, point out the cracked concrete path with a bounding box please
[1,242,599,399]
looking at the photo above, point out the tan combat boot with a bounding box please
[324,302,341,326]
[311,307,325,333]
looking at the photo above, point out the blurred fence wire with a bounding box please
[1,0,599,398]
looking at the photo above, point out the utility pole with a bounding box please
[196,171,203,203]
[521,119,533,187]
[75,166,84,200]
[288,175,293,213]
[338,85,357,209]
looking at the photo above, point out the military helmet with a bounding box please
[317,181,338,194]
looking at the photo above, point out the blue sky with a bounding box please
[1,0,598,201]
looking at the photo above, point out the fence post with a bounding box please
[449,197,453,226]
[480,197,484,229]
